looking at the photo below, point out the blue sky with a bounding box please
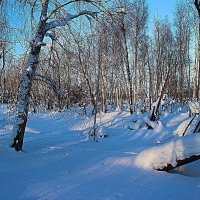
[13,0,178,54]
[147,0,177,22]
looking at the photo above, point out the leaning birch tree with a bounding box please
[10,0,103,151]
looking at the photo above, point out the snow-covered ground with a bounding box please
[0,106,200,200]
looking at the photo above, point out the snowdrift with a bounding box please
[135,133,200,171]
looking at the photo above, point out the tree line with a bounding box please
[0,0,200,150]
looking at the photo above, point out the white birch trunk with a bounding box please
[10,35,45,151]
[10,0,49,151]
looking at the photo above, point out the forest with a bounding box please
[0,0,200,199]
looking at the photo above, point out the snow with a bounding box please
[135,133,200,170]
[124,114,145,130]
[143,116,158,129]
[1,107,200,200]
[128,120,143,130]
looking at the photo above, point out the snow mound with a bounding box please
[128,120,143,130]
[143,116,158,129]
[98,126,108,138]
[130,114,138,122]
[135,134,200,170]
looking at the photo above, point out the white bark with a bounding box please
[10,34,44,150]
[10,0,49,150]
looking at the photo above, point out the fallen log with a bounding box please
[156,155,200,172]
[135,134,200,172]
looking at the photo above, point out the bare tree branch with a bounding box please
[47,0,93,20]
[34,72,60,95]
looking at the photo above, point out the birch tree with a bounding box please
[131,0,148,111]
[0,0,9,104]
[174,2,191,102]
[119,9,134,114]
[10,0,103,151]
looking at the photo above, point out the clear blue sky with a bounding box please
[12,0,179,55]
[147,0,177,21]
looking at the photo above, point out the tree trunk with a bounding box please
[194,0,200,101]
[150,69,170,121]
[102,84,107,113]
[0,46,5,103]
[10,52,42,150]
[121,15,134,114]
[10,22,46,151]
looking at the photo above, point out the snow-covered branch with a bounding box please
[45,32,56,40]
[45,11,98,31]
